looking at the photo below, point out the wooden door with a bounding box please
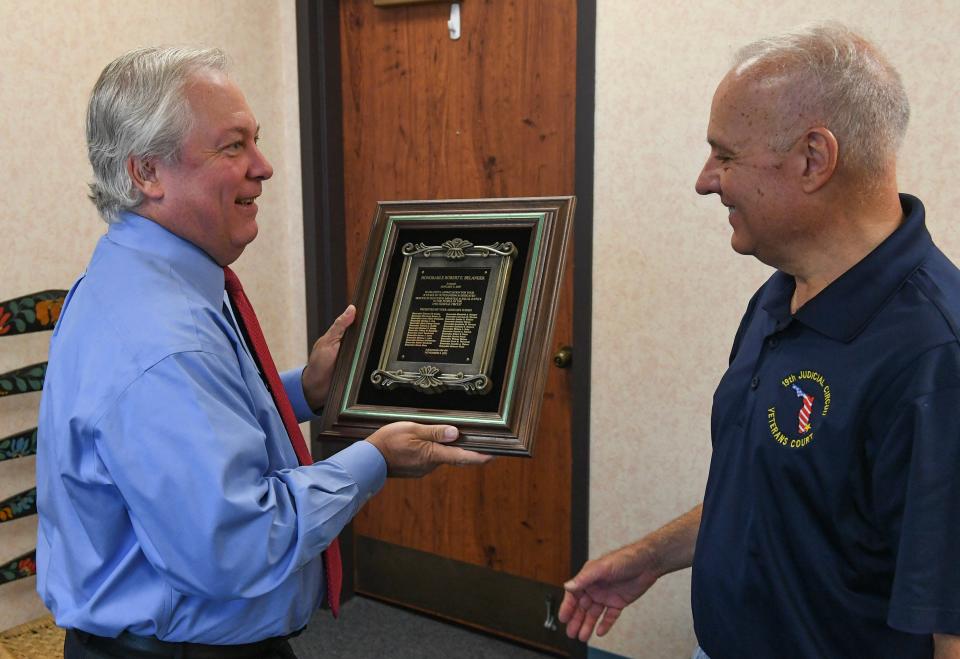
[338,1,578,653]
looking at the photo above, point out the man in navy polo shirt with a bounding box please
[558,23,960,659]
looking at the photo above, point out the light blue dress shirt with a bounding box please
[36,212,386,643]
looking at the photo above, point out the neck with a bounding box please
[788,179,902,313]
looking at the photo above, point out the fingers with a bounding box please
[560,569,622,642]
[564,605,587,639]
[429,443,494,466]
[577,592,595,611]
[410,425,494,465]
[564,600,622,642]
[579,601,604,642]
[558,590,579,624]
[562,599,603,642]
[596,606,622,637]
[560,584,592,640]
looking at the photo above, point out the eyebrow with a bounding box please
[707,138,735,154]
[222,124,261,140]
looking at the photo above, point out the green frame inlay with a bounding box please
[342,212,546,425]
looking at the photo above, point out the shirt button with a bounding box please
[768,337,779,349]
[750,376,760,389]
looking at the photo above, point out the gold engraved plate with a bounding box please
[371,238,517,394]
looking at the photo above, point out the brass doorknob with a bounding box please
[553,346,572,368]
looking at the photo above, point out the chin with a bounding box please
[729,235,753,256]
[213,227,257,266]
[236,221,259,248]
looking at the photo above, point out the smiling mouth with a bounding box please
[236,196,258,206]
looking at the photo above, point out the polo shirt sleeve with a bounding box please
[727,285,764,364]
[92,349,385,600]
[870,342,960,635]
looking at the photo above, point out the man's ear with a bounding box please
[799,127,838,193]
[127,156,163,200]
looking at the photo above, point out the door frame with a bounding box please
[295,0,594,642]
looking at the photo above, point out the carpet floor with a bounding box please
[291,596,554,658]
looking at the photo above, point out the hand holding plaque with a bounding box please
[320,197,575,456]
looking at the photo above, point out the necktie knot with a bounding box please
[223,266,242,297]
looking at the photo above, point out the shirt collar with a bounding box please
[107,211,225,308]
[761,194,933,342]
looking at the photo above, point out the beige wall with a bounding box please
[5,0,958,650]
[591,2,960,657]
[0,1,304,629]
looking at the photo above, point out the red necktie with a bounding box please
[223,266,342,617]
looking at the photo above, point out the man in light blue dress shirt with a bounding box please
[37,46,491,659]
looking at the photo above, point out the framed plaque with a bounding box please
[320,196,574,456]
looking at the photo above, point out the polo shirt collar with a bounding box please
[761,194,933,342]
[107,211,225,309]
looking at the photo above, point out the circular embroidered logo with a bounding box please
[766,370,832,449]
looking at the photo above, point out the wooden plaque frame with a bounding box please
[320,196,574,456]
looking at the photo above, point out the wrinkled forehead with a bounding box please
[183,70,237,108]
[182,71,257,129]
[709,66,811,144]
[713,67,787,116]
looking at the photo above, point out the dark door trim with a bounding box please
[296,0,348,340]
[571,0,595,608]
[296,0,595,649]
[295,0,356,599]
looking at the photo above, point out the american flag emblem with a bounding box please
[791,384,815,433]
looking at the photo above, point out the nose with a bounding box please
[695,158,719,196]
[249,143,274,181]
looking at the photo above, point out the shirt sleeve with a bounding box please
[92,349,386,600]
[280,366,315,421]
[871,343,960,635]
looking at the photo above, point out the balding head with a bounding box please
[731,23,909,177]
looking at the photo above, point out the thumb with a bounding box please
[415,423,459,443]
[565,559,606,591]
[326,305,356,340]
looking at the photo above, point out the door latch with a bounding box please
[544,594,559,631]
[553,345,572,368]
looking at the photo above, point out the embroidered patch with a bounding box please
[767,370,832,449]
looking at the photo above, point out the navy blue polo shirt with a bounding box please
[692,195,960,659]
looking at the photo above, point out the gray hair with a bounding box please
[732,23,909,174]
[86,46,228,223]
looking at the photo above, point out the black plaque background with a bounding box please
[358,225,532,412]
